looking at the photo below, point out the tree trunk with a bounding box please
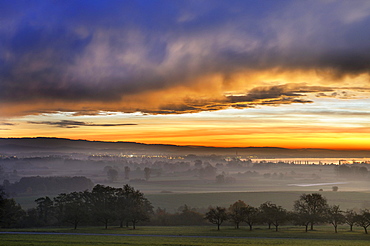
[105,219,108,229]
[236,222,239,229]
[217,223,220,231]
[249,224,252,231]
[334,225,337,233]
[133,220,136,230]
[120,220,123,228]
[268,223,271,229]
[74,221,78,230]
[305,224,308,232]
[275,225,278,232]
[310,222,314,231]
[350,224,353,231]
[364,226,368,234]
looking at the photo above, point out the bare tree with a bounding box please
[228,200,247,229]
[243,205,259,231]
[326,205,345,233]
[271,204,288,231]
[205,206,228,231]
[344,209,357,231]
[293,193,328,231]
[259,201,275,229]
[291,211,311,232]
[355,210,370,234]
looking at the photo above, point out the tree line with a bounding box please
[1,187,370,234]
[0,184,153,229]
[205,193,370,233]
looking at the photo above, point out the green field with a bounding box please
[1,226,370,246]
[2,234,369,246]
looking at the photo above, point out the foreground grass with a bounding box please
[2,234,370,246]
[1,226,369,246]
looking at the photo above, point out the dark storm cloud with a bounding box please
[0,0,369,114]
[28,120,137,128]
[146,84,332,114]
[227,84,332,103]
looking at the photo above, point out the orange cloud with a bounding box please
[3,69,368,117]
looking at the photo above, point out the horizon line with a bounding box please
[2,136,370,151]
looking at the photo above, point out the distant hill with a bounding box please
[0,137,369,158]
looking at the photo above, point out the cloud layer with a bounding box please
[28,120,136,128]
[1,0,370,116]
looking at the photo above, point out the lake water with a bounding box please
[251,158,370,165]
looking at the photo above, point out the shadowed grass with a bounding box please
[1,233,370,246]
[1,226,370,241]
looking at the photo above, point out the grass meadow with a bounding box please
[1,226,370,246]
[2,234,369,246]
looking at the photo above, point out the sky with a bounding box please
[1,0,370,149]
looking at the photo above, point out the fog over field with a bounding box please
[1,138,370,212]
